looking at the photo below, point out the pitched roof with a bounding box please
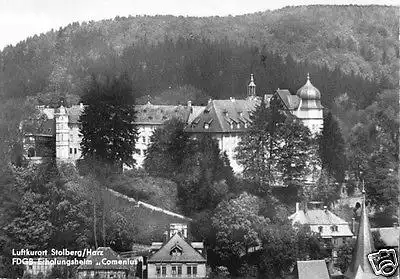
[134,104,191,125]
[276,89,300,110]
[148,233,206,263]
[77,247,129,271]
[370,227,399,247]
[297,260,330,279]
[289,209,353,237]
[345,194,380,279]
[185,98,259,133]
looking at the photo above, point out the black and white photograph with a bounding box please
[0,0,399,278]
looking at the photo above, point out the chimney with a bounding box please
[187,100,192,107]
[230,97,236,102]
[163,231,168,244]
[323,205,328,213]
[208,98,212,105]
[296,202,300,213]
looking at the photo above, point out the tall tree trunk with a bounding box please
[102,208,106,246]
[93,202,98,249]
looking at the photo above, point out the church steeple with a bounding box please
[345,184,379,278]
[247,74,256,98]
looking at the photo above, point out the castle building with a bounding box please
[24,74,324,173]
[185,74,324,173]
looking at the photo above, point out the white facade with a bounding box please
[147,263,206,279]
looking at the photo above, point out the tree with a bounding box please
[236,97,313,194]
[301,170,341,206]
[318,111,346,182]
[211,192,269,274]
[176,135,234,215]
[144,118,190,178]
[5,162,90,250]
[79,73,138,170]
[259,224,328,278]
[347,90,399,214]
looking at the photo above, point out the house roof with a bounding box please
[371,227,399,247]
[345,193,379,279]
[148,233,206,263]
[297,260,330,279]
[276,89,301,110]
[185,98,259,133]
[77,247,129,271]
[133,104,191,125]
[289,209,353,237]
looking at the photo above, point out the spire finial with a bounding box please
[250,73,254,82]
[307,72,310,82]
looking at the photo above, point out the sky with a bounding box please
[0,0,398,50]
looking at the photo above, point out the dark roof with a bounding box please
[134,104,191,124]
[185,98,259,133]
[77,247,129,271]
[148,234,206,263]
[276,89,300,110]
[297,260,330,279]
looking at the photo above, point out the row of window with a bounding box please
[156,265,197,276]
[318,225,339,233]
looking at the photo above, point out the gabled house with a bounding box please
[147,224,207,279]
[289,202,353,250]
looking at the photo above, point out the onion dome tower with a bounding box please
[293,73,323,134]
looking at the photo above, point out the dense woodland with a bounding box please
[0,5,399,279]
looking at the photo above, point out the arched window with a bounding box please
[28,147,35,157]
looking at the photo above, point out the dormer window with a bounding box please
[236,123,240,129]
[318,226,323,233]
[204,123,209,129]
[170,244,183,256]
[244,122,248,128]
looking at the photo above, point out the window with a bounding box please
[156,267,161,276]
[318,226,323,233]
[187,266,191,275]
[142,136,146,143]
[178,266,182,275]
[172,266,176,275]
[29,265,33,270]
[70,148,73,154]
[236,123,240,129]
[74,148,77,154]
[162,266,166,276]
[204,123,209,129]
[193,266,197,275]
[28,147,35,158]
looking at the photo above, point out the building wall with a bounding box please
[148,263,206,279]
[131,124,159,168]
[77,270,127,279]
[292,108,323,135]
[24,259,55,276]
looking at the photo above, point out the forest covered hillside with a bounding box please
[0,5,398,108]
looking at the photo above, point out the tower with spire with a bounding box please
[345,185,380,278]
[247,74,256,99]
